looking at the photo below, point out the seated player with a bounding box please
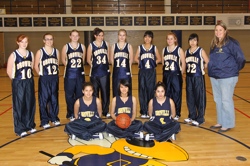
[64,82,106,140]
[106,79,143,139]
[143,82,181,142]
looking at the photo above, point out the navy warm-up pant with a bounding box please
[90,74,110,116]
[186,75,206,124]
[38,75,59,126]
[138,69,156,115]
[143,120,180,142]
[64,76,85,118]
[163,72,183,117]
[106,120,143,138]
[12,78,36,135]
[64,118,106,140]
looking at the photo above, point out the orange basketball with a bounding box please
[116,113,131,129]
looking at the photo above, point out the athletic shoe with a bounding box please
[184,118,193,123]
[43,123,50,129]
[71,134,76,140]
[93,133,104,140]
[146,115,150,118]
[141,114,147,118]
[108,133,113,137]
[191,120,200,126]
[106,113,111,118]
[69,116,75,122]
[145,133,154,141]
[30,128,37,133]
[134,131,144,139]
[53,121,60,126]
[192,121,204,126]
[173,115,180,121]
[20,132,28,137]
[171,134,176,140]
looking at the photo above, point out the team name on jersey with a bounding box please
[186,56,199,63]
[17,61,32,70]
[42,58,58,66]
[80,111,95,117]
[164,54,178,62]
[93,49,107,57]
[68,52,82,59]
[140,53,155,60]
[114,52,128,59]
[155,110,170,116]
[118,107,131,114]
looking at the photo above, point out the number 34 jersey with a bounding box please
[39,47,59,76]
[64,43,85,79]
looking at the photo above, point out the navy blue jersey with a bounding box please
[151,97,172,126]
[115,96,133,118]
[12,50,34,80]
[138,45,157,70]
[113,43,131,76]
[78,96,99,121]
[38,47,59,76]
[185,47,205,77]
[162,46,182,74]
[90,41,109,77]
[64,43,84,78]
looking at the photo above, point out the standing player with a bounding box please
[6,34,36,137]
[64,82,106,140]
[184,33,209,126]
[162,32,186,121]
[34,33,60,129]
[144,82,180,142]
[134,31,161,118]
[62,29,86,121]
[87,27,110,118]
[106,79,143,139]
[110,29,133,97]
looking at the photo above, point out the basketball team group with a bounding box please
[6,21,245,142]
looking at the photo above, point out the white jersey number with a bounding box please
[116,59,126,68]
[164,61,175,71]
[21,68,32,79]
[187,63,196,73]
[96,56,106,64]
[71,58,82,68]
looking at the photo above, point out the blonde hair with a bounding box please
[118,29,127,42]
[166,32,178,46]
[210,21,229,49]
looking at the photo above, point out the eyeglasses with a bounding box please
[44,38,53,41]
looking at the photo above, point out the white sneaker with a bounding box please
[145,133,154,141]
[93,133,104,140]
[20,132,28,137]
[69,117,75,122]
[30,128,37,133]
[146,115,150,119]
[53,121,60,126]
[108,133,113,137]
[134,131,144,139]
[171,134,176,140]
[173,115,180,121]
[106,113,111,118]
[43,123,50,129]
[184,118,192,123]
[141,114,147,118]
[71,134,76,140]
[192,120,200,126]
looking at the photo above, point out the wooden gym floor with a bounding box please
[0,63,249,166]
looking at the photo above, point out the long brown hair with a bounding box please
[210,21,229,49]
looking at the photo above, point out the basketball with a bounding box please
[116,113,131,129]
